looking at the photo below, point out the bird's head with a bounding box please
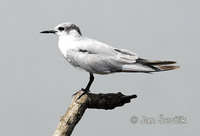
[40,22,82,37]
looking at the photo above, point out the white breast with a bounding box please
[58,35,79,58]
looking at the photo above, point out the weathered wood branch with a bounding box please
[53,92,137,136]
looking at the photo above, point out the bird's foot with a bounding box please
[72,88,90,99]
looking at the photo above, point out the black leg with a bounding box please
[73,73,94,99]
[84,73,94,91]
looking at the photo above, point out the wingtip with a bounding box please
[136,58,178,65]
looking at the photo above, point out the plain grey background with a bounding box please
[0,0,199,136]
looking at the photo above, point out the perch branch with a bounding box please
[53,92,137,136]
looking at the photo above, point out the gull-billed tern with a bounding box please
[41,22,179,98]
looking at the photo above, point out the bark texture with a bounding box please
[53,92,137,136]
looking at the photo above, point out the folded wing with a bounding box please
[66,39,179,74]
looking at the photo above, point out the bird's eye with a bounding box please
[58,27,65,31]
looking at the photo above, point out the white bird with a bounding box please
[41,22,179,98]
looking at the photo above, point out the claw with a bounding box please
[72,88,89,99]
[72,91,79,97]
[77,90,87,99]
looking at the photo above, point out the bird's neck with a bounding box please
[58,34,81,58]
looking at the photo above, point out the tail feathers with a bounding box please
[121,58,180,73]
[139,58,180,72]
[152,65,180,71]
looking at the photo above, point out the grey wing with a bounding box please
[66,49,124,74]
[66,46,143,74]
[65,35,157,74]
